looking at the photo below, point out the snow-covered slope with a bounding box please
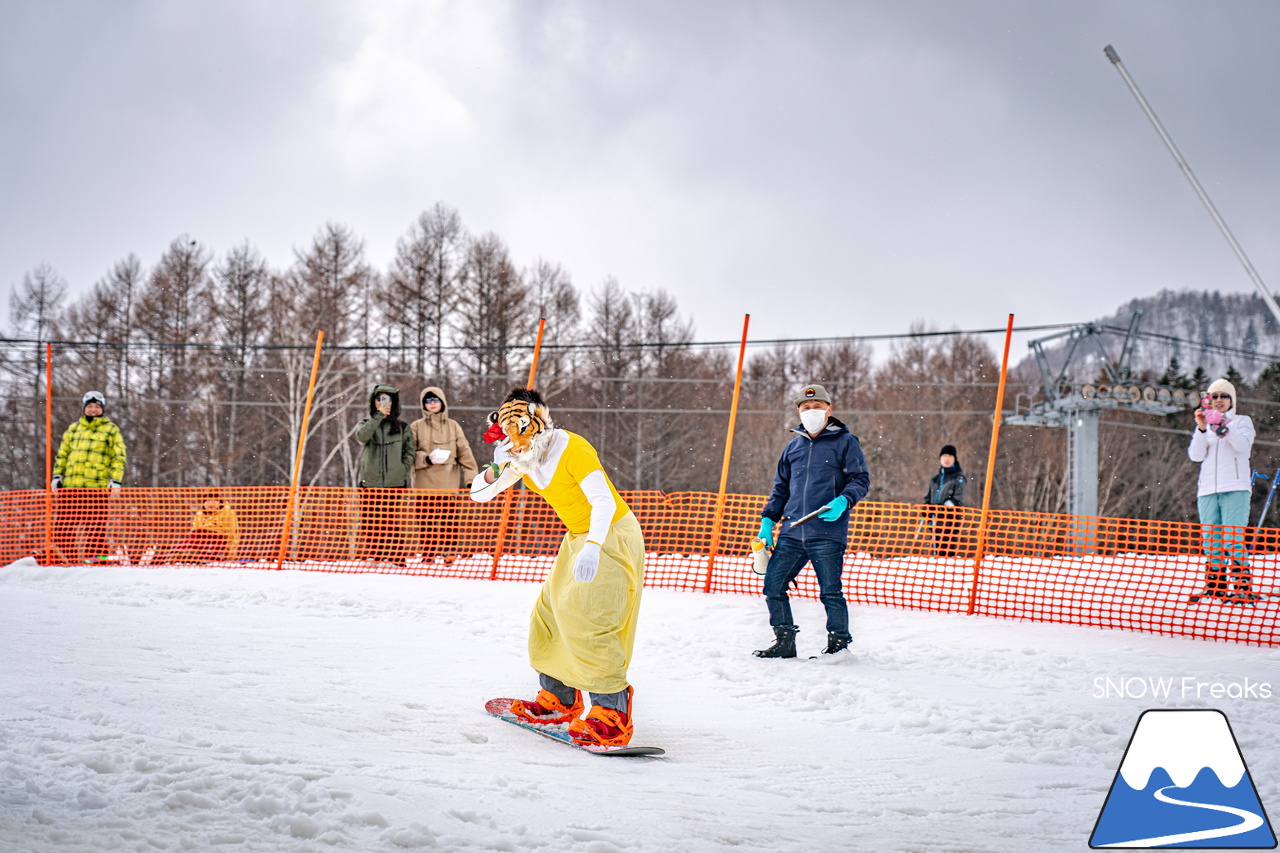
[2,561,1278,852]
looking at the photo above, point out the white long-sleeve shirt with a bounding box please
[472,430,617,544]
[1187,409,1255,497]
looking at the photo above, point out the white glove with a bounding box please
[943,500,954,507]
[51,475,62,490]
[573,542,601,583]
[470,464,520,502]
[429,448,452,465]
[109,479,122,491]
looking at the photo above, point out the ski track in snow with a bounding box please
[1,560,1277,852]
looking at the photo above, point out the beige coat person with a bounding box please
[408,386,479,489]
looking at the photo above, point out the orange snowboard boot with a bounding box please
[509,689,583,725]
[568,687,634,747]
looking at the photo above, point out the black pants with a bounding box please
[928,507,963,558]
[414,491,463,558]
[54,489,109,562]
[357,488,407,564]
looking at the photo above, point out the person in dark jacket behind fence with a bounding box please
[355,383,415,565]
[923,444,967,558]
[753,383,870,660]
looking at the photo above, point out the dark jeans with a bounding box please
[763,537,850,641]
[540,673,630,713]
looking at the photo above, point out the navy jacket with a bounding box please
[925,463,966,507]
[762,417,870,546]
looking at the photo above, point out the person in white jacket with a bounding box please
[1187,378,1256,603]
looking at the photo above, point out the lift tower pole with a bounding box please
[1104,45,1280,329]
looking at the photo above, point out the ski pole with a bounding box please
[1257,468,1280,528]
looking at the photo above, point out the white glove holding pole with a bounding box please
[429,448,452,465]
[574,541,601,583]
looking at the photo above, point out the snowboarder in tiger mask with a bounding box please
[471,388,646,747]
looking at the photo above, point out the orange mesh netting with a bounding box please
[2,487,1273,646]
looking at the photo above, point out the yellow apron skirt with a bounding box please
[528,511,645,694]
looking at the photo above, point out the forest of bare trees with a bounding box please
[4,203,1279,525]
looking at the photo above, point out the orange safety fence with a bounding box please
[2,487,1275,647]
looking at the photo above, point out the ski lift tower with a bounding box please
[1006,312,1193,517]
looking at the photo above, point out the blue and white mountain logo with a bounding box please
[1090,709,1275,848]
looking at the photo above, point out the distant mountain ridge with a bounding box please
[1020,290,1280,386]
[1111,290,1280,381]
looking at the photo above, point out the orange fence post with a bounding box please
[704,314,750,592]
[526,317,546,388]
[967,314,1014,615]
[275,330,325,571]
[490,319,547,580]
[43,342,55,563]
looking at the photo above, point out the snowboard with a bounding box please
[484,698,665,757]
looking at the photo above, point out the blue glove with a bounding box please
[757,517,775,548]
[817,495,849,522]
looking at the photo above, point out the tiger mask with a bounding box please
[491,388,554,460]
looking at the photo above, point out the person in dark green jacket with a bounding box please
[51,390,127,563]
[355,384,415,564]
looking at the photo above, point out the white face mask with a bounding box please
[799,409,829,434]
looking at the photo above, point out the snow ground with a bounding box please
[1,559,1277,853]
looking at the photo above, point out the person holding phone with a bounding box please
[1188,378,1256,603]
[355,384,415,565]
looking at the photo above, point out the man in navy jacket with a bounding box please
[754,383,870,659]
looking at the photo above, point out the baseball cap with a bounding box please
[795,384,831,407]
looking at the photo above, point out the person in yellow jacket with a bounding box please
[51,390,127,563]
[160,489,240,563]
[409,386,479,563]
[471,388,645,747]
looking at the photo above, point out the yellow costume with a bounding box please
[473,429,645,695]
[523,433,644,694]
[191,504,240,559]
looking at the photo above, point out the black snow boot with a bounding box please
[1229,565,1259,604]
[819,634,850,655]
[1188,570,1230,603]
[753,628,797,659]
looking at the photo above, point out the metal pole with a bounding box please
[1067,410,1100,518]
[1258,468,1280,527]
[1104,45,1280,328]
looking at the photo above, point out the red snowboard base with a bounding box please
[485,698,665,757]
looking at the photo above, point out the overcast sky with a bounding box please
[3,0,1278,350]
